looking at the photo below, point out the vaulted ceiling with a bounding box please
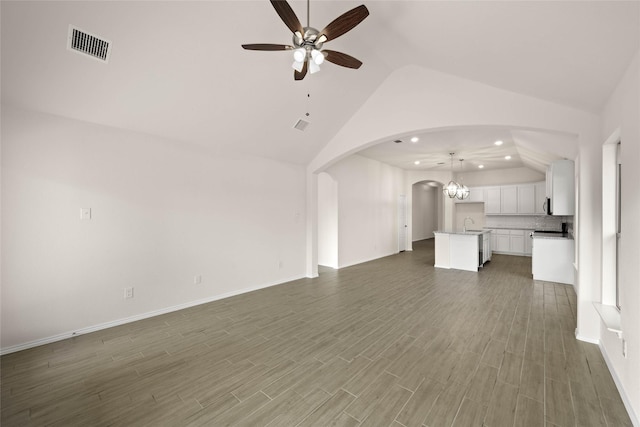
[2,1,638,169]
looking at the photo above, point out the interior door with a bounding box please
[398,194,407,252]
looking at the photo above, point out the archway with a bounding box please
[304,64,599,340]
[411,181,442,243]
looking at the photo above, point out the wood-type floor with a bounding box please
[1,239,632,426]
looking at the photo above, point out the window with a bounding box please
[601,132,621,311]
[615,142,621,309]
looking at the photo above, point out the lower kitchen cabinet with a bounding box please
[491,229,530,256]
[509,230,525,253]
[495,230,510,252]
[532,236,574,284]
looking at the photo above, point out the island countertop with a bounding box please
[434,229,492,236]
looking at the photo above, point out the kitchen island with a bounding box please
[434,230,492,272]
[531,232,574,284]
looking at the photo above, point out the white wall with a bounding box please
[317,172,338,268]
[411,183,438,241]
[1,106,307,352]
[454,203,485,232]
[325,154,404,268]
[600,51,640,424]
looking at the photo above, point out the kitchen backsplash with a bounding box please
[485,215,569,231]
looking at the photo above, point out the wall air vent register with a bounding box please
[67,25,111,63]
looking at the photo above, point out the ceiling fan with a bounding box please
[242,0,369,80]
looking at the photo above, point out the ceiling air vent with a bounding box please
[67,25,111,63]
[293,119,310,131]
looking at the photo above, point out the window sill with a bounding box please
[593,302,622,338]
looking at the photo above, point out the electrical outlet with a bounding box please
[124,287,134,299]
[194,275,202,285]
[278,261,283,269]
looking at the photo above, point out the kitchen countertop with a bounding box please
[434,230,492,236]
[532,232,574,240]
[485,227,536,231]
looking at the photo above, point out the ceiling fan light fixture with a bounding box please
[292,60,305,72]
[293,48,306,62]
[241,1,369,80]
[311,49,325,65]
[309,60,321,74]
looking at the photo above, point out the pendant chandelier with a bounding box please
[456,158,470,200]
[442,153,470,200]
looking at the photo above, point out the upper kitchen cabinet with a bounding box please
[534,181,546,214]
[484,183,541,215]
[501,186,518,214]
[484,187,501,213]
[546,160,575,216]
[517,184,535,213]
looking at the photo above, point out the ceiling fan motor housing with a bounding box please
[294,28,324,49]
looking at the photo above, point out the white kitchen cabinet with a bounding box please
[485,188,501,214]
[534,181,546,214]
[489,229,497,250]
[501,186,518,214]
[491,229,530,256]
[484,183,543,215]
[517,185,535,214]
[495,230,510,252]
[547,160,575,215]
[483,232,492,263]
[510,230,525,253]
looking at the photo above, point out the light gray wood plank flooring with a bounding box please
[1,239,632,426]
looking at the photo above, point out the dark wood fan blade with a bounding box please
[242,44,292,51]
[270,0,303,35]
[294,61,308,81]
[323,50,363,69]
[319,5,369,42]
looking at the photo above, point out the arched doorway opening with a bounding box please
[412,181,443,243]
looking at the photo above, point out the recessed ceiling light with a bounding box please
[478,165,484,169]
[505,155,512,160]
[410,137,419,143]
[414,160,420,165]
[494,140,503,146]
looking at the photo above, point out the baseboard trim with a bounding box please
[575,332,600,345]
[338,251,397,269]
[598,341,640,427]
[0,274,305,356]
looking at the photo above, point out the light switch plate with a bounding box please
[80,208,91,220]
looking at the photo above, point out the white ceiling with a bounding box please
[357,126,577,174]
[2,1,639,169]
